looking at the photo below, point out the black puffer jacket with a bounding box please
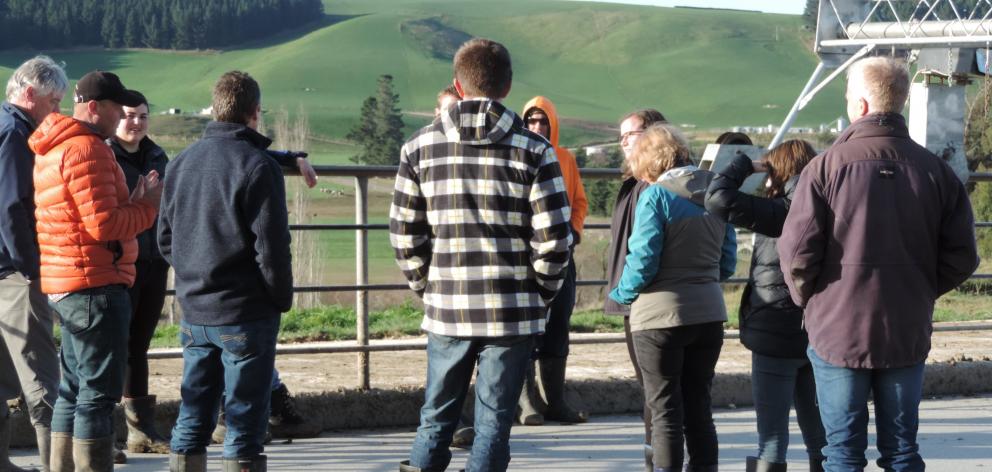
[704,153,807,358]
[110,136,168,262]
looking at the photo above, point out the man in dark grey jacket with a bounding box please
[0,55,67,472]
[778,56,979,471]
[160,71,292,472]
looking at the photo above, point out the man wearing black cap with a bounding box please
[30,70,161,472]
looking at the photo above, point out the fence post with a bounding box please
[355,176,370,390]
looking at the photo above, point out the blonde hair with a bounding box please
[629,123,692,182]
[847,57,910,114]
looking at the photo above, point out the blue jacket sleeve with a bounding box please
[0,125,41,279]
[719,223,737,281]
[609,187,666,305]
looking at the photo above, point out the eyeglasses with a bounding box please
[619,130,643,143]
[526,117,549,126]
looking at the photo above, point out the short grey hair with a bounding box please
[847,57,910,114]
[5,56,69,101]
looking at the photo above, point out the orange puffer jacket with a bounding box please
[30,113,157,294]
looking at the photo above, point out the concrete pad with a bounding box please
[11,394,991,471]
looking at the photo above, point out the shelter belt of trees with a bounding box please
[0,0,324,50]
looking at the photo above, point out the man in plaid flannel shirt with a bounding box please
[391,38,572,472]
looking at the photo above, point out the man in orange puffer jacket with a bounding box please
[31,71,160,472]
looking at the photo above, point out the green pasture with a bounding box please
[0,0,844,147]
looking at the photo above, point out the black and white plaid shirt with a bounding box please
[389,98,572,337]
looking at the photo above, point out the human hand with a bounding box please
[752,159,768,173]
[132,171,163,207]
[297,157,317,188]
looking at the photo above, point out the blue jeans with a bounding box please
[50,285,131,439]
[807,347,925,472]
[170,316,279,459]
[409,332,535,472]
[752,352,826,463]
[536,259,575,360]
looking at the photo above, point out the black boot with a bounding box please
[0,406,39,472]
[808,456,824,472]
[747,456,788,472]
[269,385,321,438]
[537,357,587,423]
[517,361,544,425]
[123,395,170,453]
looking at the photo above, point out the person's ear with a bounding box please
[858,97,870,118]
[87,100,100,115]
[453,78,465,99]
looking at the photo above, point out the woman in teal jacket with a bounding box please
[609,123,736,472]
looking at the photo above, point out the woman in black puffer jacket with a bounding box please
[704,140,825,472]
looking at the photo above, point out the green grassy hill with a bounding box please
[0,0,844,161]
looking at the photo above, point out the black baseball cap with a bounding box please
[73,71,143,107]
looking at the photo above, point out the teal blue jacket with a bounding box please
[609,167,736,330]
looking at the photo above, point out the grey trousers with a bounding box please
[0,272,59,427]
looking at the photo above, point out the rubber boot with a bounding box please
[537,357,588,423]
[33,426,50,472]
[746,456,788,471]
[71,436,114,472]
[808,457,824,472]
[123,396,171,453]
[47,433,71,472]
[516,361,545,426]
[0,408,38,472]
[222,455,266,472]
[169,452,207,472]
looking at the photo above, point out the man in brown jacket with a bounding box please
[778,57,979,471]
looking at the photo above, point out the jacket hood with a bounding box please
[657,165,714,206]
[29,113,99,155]
[522,96,560,147]
[441,99,521,146]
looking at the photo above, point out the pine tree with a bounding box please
[803,0,818,31]
[347,75,406,165]
[347,97,380,165]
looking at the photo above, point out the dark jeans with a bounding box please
[624,317,652,446]
[50,284,131,439]
[409,332,535,472]
[125,259,170,397]
[808,347,925,472]
[752,352,826,463]
[632,322,724,469]
[170,316,279,459]
[536,260,575,360]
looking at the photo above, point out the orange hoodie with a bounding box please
[30,113,156,293]
[522,96,588,239]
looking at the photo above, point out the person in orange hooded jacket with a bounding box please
[519,96,589,425]
[31,71,160,471]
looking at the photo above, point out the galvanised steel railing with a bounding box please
[155,166,992,389]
